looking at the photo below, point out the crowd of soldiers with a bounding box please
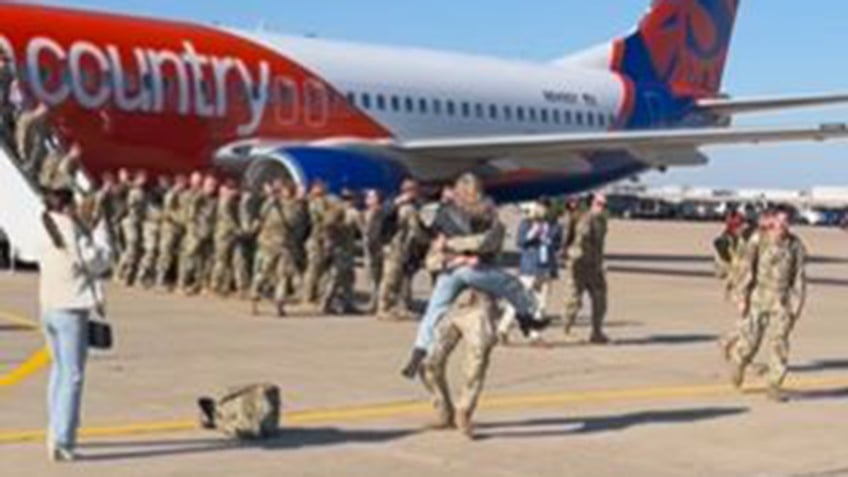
[74,170,433,319]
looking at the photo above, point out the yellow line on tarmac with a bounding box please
[1,374,847,445]
[0,310,49,389]
[0,347,50,388]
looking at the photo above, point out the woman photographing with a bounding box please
[40,187,112,462]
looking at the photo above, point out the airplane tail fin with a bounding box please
[561,0,740,98]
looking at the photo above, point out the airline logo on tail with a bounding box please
[615,0,740,97]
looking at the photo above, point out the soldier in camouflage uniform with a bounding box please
[286,185,311,293]
[361,189,386,313]
[233,185,262,298]
[15,102,49,174]
[155,175,188,289]
[134,191,163,288]
[250,182,297,317]
[377,180,426,321]
[115,171,148,286]
[421,289,499,439]
[318,190,360,315]
[209,181,241,296]
[178,174,218,295]
[109,168,132,256]
[50,143,82,191]
[728,207,807,402]
[300,181,334,306]
[562,194,610,344]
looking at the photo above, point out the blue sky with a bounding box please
[38,0,848,189]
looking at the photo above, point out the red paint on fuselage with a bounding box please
[0,4,390,178]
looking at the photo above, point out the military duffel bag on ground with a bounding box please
[198,383,281,439]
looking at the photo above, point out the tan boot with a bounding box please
[455,410,475,440]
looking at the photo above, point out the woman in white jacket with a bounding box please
[40,188,112,462]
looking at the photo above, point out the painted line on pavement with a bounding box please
[0,310,48,389]
[1,374,846,445]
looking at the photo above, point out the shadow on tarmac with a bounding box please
[475,407,747,439]
[79,427,418,462]
[790,359,848,374]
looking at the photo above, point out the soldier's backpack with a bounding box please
[198,383,281,440]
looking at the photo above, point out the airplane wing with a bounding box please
[397,123,848,166]
[697,93,848,116]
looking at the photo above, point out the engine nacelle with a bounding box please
[243,146,408,194]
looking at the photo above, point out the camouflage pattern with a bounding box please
[729,232,807,388]
[134,201,163,287]
[14,106,48,173]
[287,197,310,277]
[178,191,216,294]
[421,290,498,437]
[115,185,147,286]
[209,190,241,295]
[318,201,359,313]
[300,196,335,305]
[155,184,186,287]
[213,383,281,440]
[250,196,296,304]
[377,201,425,320]
[233,190,261,296]
[37,149,61,188]
[361,207,385,312]
[562,210,608,337]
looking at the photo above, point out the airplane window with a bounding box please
[597,113,605,127]
[564,110,572,124]
[390,96,400,112]
[346,92,356,106]
[361,93,371,109]
[552,110,561,124]
[461,102,471,117]
[489,104,498,120]
[528,108,537,122]
[433,99,442,115]
[419,98,428,114]
[446,100,456,116]
[516,107,525,122]
[540,109,549,124]
[503,105,512,121]
[575,111,583,125]
[475,103,484,119]
[405,97,414,113]
[376,94,386,111]
[587,112,595,127]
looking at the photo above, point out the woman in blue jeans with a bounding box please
[40,188,111,462]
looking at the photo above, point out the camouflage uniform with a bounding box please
[362,207,386,312]
[155,184,186,288]
[300,196,335,305]
[134,201,162,287]
[38,149,62,189]
[729,232,807,391]
[178,190,216,294]
[562,210,608,339]
[377,201,425,320]
[14,107,48,174]
[233,190,261,296]
[110,182,130,255]
[318,201,359,313]
[209,191,241,295]
[288,197,310,277]
[421,290,498,437]
[115,184,147,286]
[250,196,296,305]
[50,153,79,190]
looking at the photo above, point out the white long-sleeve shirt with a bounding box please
[39,212,112,312]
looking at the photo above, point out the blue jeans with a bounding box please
[43,309,89,450]
[414,265,537,351]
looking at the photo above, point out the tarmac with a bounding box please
[1,217,847,477]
